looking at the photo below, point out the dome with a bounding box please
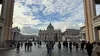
[47,23,54,30]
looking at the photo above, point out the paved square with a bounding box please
[0,42,88,56]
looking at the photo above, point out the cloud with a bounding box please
[13,1,41,28]
[21,26,39,35]
[52,18,85,32]
[0,0,99,35]
[13,0,85,35]
[42,0,83,15]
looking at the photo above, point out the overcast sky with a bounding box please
[0,0,100,35]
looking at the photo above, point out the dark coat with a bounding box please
[85,42,93,56]
[85,43,93,51]
[69,42,72,49]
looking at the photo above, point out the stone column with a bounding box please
[1,0,14,42]
[17,32,20,41]
[0,27,2,43]
[81,33,83,39]
[98,30,100,40]
[11,32,14,40]
[83,33,85,39]
[13,32,14,40]
[16,32,18,41]
[14,32,16,40]
[15,32,17,41]
[84,0,96,42]
[13,32,16,40]
[94,27,99,41]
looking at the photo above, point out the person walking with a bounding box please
[34,42,36,46]
[46,42,52,54]
[29,42,33,50]
[51,41,54,49]
[52,41,55,49]
[57,42,61,50]
[39,41,42,47]
[81,41,86,52]
[85,42,93,56]
[63,41,66,48]
[16,41,20,52]
[65,41,68,49]
[75,42,79,51]
[24,41,28,50]
[21,42,23,48]
[27,41,30,51]
[73,42,76,46]
[69,41,72,52]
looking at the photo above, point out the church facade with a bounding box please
[38,23,62,41]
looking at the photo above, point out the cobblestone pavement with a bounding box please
[0,42,88,56]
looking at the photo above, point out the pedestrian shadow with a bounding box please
[24,50,32,52]
[63,47,68,51]
[58,49,61,56]
[15,51,23,56]
[46,53,52,56]
[16,50,20,53]
[46,50,55,56]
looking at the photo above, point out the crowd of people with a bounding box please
[45,41,100,56]
[16,41,33,52]
[45,41,78,54]
[15,40,100,56]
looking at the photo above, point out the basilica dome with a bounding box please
[47,23,54,31]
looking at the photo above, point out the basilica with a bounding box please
[38,23,62,41]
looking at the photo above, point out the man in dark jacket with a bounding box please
[85,42,93,56]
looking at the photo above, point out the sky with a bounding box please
[0,0,100,35]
